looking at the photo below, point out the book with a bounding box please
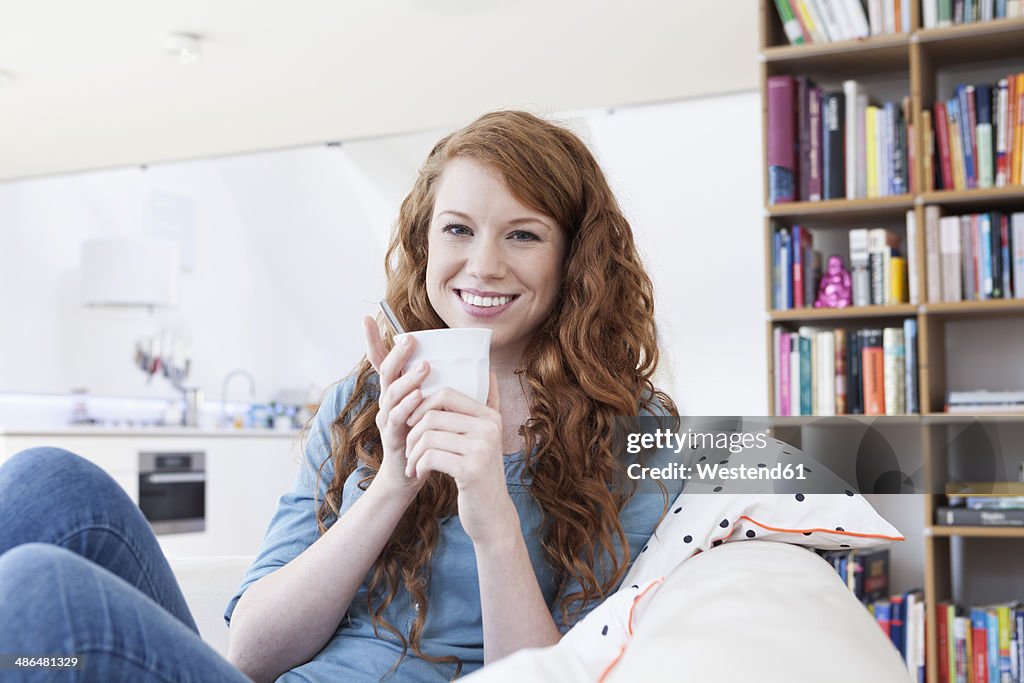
[844,80,862,199]
[861,329,885,415]
[847,328,863,415]
[936,507,1024,525]
[823,90,846,199]
[883,327,905,415]
[906,209,919,304]
[849,228,871,306]
[773,0,807,44]
[976,83,995,188]
[903,318,918,414]
[925,206,942,303]
[940,215,963,301]
[768,76,797,204]
[809,86,823,200]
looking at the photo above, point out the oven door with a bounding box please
[138,452,206,534]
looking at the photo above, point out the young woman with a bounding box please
[0,110,678,682]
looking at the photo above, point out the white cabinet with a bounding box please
[0,429,303,558]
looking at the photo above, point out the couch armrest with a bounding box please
[169,555,254,658]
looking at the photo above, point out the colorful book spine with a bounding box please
[861,329,885,415]
[768,76,797,204]
[773,0,807,44]
[903,318,918,414]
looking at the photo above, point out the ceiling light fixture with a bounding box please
[164,33,202,65]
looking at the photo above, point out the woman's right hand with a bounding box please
[362,316,429,497]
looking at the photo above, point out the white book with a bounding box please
[900,0,911,31]
[925,206,942,303]
[867,0,883,34]
[882,0,896,33]
[818,0,848,39]
[1011,0,1023,18]
[1013,213,1024,299]
[856,93,868,198]
[816,331,836,416]
[981,0,994,20]
[997,79,1010,187]
[843,0,871,37]
[882,327,905,415]
[939,216,963,302]
[849,228,871,306]
[906,209,919,304]
[923,0,938,27]
[805,0,834,41]
[843,80,862,199]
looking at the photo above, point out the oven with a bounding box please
[138,451,205,534]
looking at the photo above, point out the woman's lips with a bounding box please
[454,289,517,318]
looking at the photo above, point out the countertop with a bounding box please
[0,426,302,438]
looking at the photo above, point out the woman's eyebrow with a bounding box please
[436,209,553,230]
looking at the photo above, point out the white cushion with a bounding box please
[466,541,909,683]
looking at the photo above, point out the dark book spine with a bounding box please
[768,76,797,204]
[936,507,1024,525]
[848,329,863,414]
[822,91,846,199]
[893,105,908,195]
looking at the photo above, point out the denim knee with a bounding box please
[0,542,75,601]
[6,446,93,477]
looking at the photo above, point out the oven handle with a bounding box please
[143,472,206,484]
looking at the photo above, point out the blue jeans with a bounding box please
[0,447,252,682]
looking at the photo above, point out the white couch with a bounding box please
[172,542,910,682]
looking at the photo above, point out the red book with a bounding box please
[934,102,954,190]
[971,613,988,683]
[861,329,885,416]
[938,604,949,683]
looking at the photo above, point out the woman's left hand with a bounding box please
[404,373,518,547]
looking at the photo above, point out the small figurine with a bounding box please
[814,254,852,308]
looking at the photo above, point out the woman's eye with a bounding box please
[508,230,539,241]
[442,223,471,237]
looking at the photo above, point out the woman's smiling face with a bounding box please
[425,157,567,362]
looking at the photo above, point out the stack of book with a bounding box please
[924,209,1024,302]
[946,390,1024,414]
[771,222,917,310]
[936,601,1024,683]
[772,0,910,45]
[939,482,1024,526]
[923,75,1024,192]
[772,321,919,415]
[922,0,1024,28]
[768,76,912,203]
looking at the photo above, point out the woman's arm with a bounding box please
[472,506,563,662]
[227,479,416,682]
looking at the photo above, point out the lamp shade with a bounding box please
[81,237,180,308]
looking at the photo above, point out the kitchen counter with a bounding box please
[0,426,301,438]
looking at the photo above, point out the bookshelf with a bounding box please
[759,4,1024,682]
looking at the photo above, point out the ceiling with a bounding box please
[0,0,758,181]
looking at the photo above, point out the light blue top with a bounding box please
[224,375,679,682]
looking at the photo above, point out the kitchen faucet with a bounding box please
[220,369,256,427]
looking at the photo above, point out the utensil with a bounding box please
[378,299,406,335]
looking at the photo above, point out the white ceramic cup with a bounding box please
[395,328,492,403]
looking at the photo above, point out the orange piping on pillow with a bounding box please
[597,578,664,683]
[736,514,905,541]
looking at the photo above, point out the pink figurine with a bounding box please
[814,254,852,308]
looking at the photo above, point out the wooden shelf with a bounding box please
[767,195,914,220]
[762,33,910,76]
[918,186,1024,209]
[915,16,1024,65]
[920,299,1024,318]
[922,411,1024,420]
[926,525,1024,538]
[770,303,917,321]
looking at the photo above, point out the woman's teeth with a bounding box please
[459,291,513,307]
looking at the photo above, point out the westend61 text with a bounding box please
[625,428,769,455]
[627,462,808,481]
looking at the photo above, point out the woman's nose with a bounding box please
[465,238,505,279]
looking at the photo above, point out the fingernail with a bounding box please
[401,336,411,346]
[418,362,427,373]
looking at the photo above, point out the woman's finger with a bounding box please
[378,334,416,387]
[380,359,429,414]
[385,385,423,435]
[485,372,500,412]
[410,448,466,482]
[362,316,387,372]
[405,430,474,478]
[405,409,479,451]
[407,388,491,427]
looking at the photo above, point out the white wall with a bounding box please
[0,93,768,413]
